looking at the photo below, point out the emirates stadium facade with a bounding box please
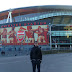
[0,5,72,50]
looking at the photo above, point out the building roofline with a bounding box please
[1,5,72,13]
[0,5,72,21]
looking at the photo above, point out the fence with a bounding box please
[0,45,72,57]
[42,47,72,54]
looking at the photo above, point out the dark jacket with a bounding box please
[30,46,42,60]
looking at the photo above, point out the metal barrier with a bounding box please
[0,45,72,57]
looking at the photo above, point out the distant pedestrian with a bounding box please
[15,47,16,51]
[30,41,42,72]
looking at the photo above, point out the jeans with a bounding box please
[32,60,41,72]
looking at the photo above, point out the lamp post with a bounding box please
[49,23,56,50]
[50,24,52,50]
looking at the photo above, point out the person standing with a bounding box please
[30,41,42,72]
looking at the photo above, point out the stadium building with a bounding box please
[0,5,72,51]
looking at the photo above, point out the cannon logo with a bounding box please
[17,31,25,42]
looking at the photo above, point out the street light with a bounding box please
[49,23,56,50]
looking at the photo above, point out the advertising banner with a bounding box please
[0,20,50,45]
[0,25,49,45]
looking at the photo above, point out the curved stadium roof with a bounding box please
[0,5,72,20]
[0,5,72,25]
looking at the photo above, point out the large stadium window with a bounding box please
[51,26,65,31]
[51,25,72,31]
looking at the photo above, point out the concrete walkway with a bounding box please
[0,53,72,72]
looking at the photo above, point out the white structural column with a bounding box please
[49,24,56,50]
[6,10,12,23]
[50,25,52,49]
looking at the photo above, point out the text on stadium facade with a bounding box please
[0,20,51,28]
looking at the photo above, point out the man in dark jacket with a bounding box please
[30,41,42,72]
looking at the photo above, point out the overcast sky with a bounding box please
[0,0,72,11]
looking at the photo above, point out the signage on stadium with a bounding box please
[64,25,72,30]
[17,31,26,42]
[1,20,50,28]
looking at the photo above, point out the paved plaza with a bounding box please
[0,53,72,72]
